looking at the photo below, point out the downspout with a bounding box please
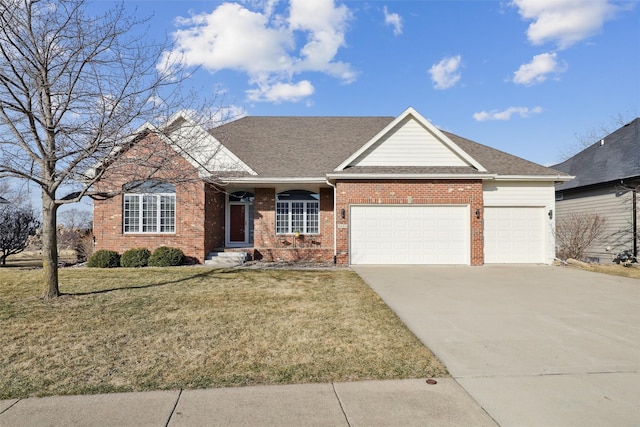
[326,178,337,264]
[633,189,637,258]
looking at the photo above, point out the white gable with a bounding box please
[351,116,469,167]
[165,113,256,177]
[336,107,486,172]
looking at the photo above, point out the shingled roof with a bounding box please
[210,116,394,178]
[553,118,640,191]
[209,115,569,179]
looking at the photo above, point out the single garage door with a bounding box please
[350,205,470,265]
[484,207,545,263]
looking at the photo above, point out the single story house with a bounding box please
[552,118,639,262]
[92,107,571,265]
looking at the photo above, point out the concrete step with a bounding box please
[204,251,247,267]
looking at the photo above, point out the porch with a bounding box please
[208,187,335,264]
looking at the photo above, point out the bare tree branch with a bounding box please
[555,213,607,261]
[0,0,218,297]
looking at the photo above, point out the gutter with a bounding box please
[326,173,496,180]
[221,177,328,185]
[492,175,574,182]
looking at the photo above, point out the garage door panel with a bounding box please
[350,205,470,265]
[484,207,544,263]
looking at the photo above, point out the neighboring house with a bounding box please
[552,118,640,262]
[0,196,8,204]
[92,107,570,265]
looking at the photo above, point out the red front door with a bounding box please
[229,204,245,242]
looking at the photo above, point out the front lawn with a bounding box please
[563,263,640,279]
[0,267,446,398]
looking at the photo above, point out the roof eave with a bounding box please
[326,173,496,180]
[221,177,328,185]
[494,174,574,182]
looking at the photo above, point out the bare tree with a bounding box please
[0,203,40,265]
[555,213,607,261]
[0,0,209,297]
[559,110,638,161]
[59,208,92,231]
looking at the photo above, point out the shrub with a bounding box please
[87,249,120,268]
[555,213,607,261]
[148,246,184,267]
[120,248,150,268]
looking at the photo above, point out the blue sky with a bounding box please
[103,0,637,166]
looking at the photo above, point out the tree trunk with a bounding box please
[41,192,60,298]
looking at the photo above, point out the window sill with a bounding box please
[123,232,177,235]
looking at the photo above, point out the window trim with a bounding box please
[275,192,320,235]
[123,192,176,234]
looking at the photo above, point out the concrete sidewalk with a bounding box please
[0,379,497,427]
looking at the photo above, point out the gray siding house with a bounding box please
[552,118,640,262]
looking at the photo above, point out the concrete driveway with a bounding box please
[354,265,640,427]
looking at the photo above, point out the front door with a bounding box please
[229,204,246,243]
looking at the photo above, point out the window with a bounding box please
[276,190,319,234]
[123,181,176,233]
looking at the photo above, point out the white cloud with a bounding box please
[161,0,354,103]
[511,0,619,49]
[246,80,315,103]
[473,106,543,122]
[383,6,403,36]
[429,55,462,90]
[513,52,567,85]
[288,0,356,82]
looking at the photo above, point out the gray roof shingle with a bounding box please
[209,116,569,179]
[210,116,394,178]
[552,118,640,191]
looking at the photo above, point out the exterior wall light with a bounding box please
[341,208,345,219]
[475,209,481,219]
[548,210,553,219]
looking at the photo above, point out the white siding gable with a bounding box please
[165,113,256,177]
[349,116,470,167]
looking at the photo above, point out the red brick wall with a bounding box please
[93,134,212,263]
[92,132,485,266]
[335,180,484,265]
[204,185,225,253]
[251,187,335,262]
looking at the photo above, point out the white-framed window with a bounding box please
[123,181,176,233]
[276,190,319,234]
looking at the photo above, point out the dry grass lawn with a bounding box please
[569,263,640,279]
[2,250,77,268]
[0,267,446,398]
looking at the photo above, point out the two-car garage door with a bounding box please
[349,205,546,265]
[350,205,470,265]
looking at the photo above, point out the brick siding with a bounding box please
[92,133,484,265]
[92,134,224,263]
[334,180,484,265]
[250,187,335,262]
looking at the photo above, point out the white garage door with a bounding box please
[484,207,545,263]
[350,205,470,265]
